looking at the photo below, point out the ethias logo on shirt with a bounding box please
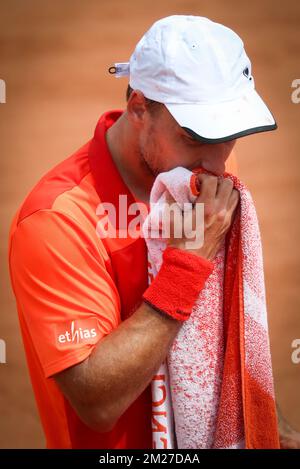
[56,319,99,346]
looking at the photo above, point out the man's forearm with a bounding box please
[56,301,181,431]
[55,247,214,432]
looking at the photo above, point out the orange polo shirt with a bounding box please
[8,110,153,449]
[8,110,237,449]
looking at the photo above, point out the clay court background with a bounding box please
[0,0,299,448]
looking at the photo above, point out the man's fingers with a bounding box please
[195,174,219,218]
[163,192,182,240]
[229,188,240,207]
[196,174,219,201]
[215,178,234,211]
[228,188,240,217]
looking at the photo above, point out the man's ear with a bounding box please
[126,90,148,126]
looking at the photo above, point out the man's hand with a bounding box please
[167,174,240,260]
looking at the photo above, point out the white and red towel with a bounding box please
[142,166,280,449]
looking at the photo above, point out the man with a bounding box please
[8,15,299,449]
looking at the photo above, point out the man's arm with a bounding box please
[55,302,181,432]
[54,175,239,432]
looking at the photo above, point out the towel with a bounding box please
[142,166,280,449]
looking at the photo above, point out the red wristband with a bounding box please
[142,246,214,321]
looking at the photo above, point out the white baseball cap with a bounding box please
[109,15,277,143]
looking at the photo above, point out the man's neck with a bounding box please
[105,113,155,203]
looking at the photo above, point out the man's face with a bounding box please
[138,104,236,177]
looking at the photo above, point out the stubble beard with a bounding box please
[138,139,161,178]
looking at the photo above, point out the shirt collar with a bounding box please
[89,110,148,237]
[88,110,137,210]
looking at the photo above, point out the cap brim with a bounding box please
[165,88,277,144]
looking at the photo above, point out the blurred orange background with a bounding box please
[0,0,299,448]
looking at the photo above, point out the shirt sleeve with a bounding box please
[9,209,121,378]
